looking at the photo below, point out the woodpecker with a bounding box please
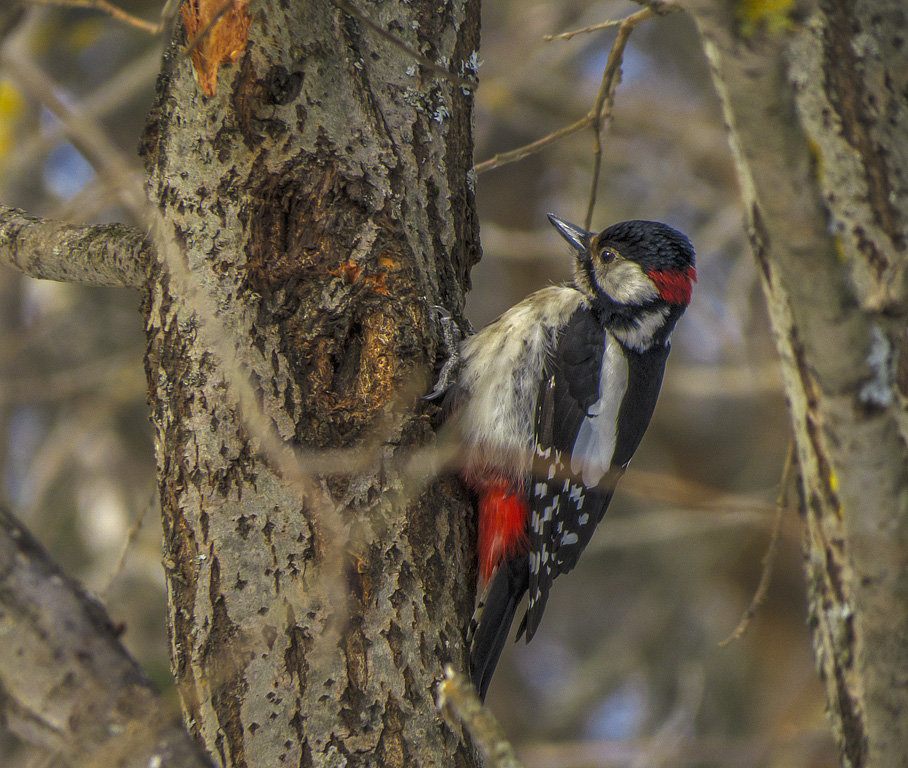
[441,214,695,700]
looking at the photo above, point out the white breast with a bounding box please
[458,286,586,473]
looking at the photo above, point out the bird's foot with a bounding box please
[425,305,470,400]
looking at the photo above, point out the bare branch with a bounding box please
[24,0,162,34]
[437,666,526,768]
[544,18,624,42]
[584,5,676,227]
[631,665,705,768]
[473,112,592,175]
[0,505,214,768]
[0,49,146,213]
[0,204,148,287]
[11,46,162,174]
[473,5,677,180]
[99,489,156,599]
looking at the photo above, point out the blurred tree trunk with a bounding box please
[140,2,480,766]
[685,1,908,765]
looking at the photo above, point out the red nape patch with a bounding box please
[647,266,697,305]
[472,477,529,584]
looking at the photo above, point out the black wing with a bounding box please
[520,308,670,641]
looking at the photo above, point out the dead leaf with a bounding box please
[181,0,251,97]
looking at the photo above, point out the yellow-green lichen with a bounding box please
[0,79,24,162]
[829,467,839,494]
[833,234,848,263]
[806,135,825,182]
[828,468,844,519]
[736,0,797,38]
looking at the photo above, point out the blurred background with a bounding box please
[0,1,836,766]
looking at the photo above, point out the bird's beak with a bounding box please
[547,214,592,255]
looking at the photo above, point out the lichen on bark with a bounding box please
[688,1,908,765]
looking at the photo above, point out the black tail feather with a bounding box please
[468,557,529,701]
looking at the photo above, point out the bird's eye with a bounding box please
[590,234,619,264]
[599,247,619,264]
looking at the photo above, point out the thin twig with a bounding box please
[719,440,796,646]
[474,6,676,178]
[332,0,476,90]
[584,6,673,227]
[474,115,592,174]
[11,46,162,174]
[631,665,705,768]
[25,0,161,34]
[437,666,526,768]
[544,18,623,42]
[586,115,605,230]
[0,50,146,213]
[99,489,155,599]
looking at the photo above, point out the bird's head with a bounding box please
[548,215,696,309]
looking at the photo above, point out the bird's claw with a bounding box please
[425,305,469,400]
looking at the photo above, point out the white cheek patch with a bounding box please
[596,260,660,305]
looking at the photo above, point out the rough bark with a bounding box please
[140,2,481,767]
[685,1,908,765]
[0,506,214,768]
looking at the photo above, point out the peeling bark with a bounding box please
[140,2,480,766]
[686,1,908,765]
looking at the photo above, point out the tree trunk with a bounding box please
[686,1,908,765]
[140,2,481,766]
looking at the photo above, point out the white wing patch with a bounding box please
[569,334,628,486]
